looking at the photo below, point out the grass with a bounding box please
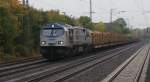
[0,51,41,63]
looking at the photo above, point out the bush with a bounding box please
[0,48,3,61]
[0,53,16,62]
[14,45,30,57]
[0,52,3,62]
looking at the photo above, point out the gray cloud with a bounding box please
[28,0,150,28]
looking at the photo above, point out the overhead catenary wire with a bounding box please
[134,0,149,28]
[140,0,149,27]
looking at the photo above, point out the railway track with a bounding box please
[0,43,141,82]
[0,56,43,67]
[102,44,150,82]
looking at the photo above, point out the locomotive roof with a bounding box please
[42,23,73,29]
[42,23,92,32]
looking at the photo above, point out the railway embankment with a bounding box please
[0,43,145,82]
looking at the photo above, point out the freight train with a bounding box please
[40,23,135,60]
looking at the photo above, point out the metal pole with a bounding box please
[110,9,113,23]
[22,0,29,6]
[26,0,29,6]
[89,0,92,22]
[23,0,25,5]
[22,0,31,49]
[62,12,67,22]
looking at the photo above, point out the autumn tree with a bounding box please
[0,0,78,61]
[0,0,20,55]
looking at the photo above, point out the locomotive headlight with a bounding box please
[41,41,46,45]
[58,41,64,45]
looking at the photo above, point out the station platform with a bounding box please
[102,44,150,82]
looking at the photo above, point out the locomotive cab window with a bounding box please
[42,28,64,37]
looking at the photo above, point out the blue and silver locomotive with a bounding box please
[40,23,92,60]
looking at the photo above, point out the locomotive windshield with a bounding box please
[42,28,64,37]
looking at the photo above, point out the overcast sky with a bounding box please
[28,0,150,28]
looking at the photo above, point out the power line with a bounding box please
[134,0,141,10]
[140,0,149,26]
[134,0,149,27]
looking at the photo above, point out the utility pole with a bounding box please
[110,9,113,23]
[110,9,126,24]
[89,0,92,22]
[23,0,29,6]
[23,0,25,5]
[22,0,29,31]
[61,12,67,22]
[22,0,29,6]
[110,9,114,31]
[22,0,32,52]
[26,0,29,6]
[80,0,94,22]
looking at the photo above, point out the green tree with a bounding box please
[114,18,127,27]
[78,16,93,29]
[113,18,130,34]
[0,0,22,54]
[94,21,105,32]
[105,18,130,34]
[46,10,75,25]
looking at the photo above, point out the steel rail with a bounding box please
[102,44,149,82]
[24,43,139,82]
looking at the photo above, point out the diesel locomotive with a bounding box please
[40,23,134,60]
